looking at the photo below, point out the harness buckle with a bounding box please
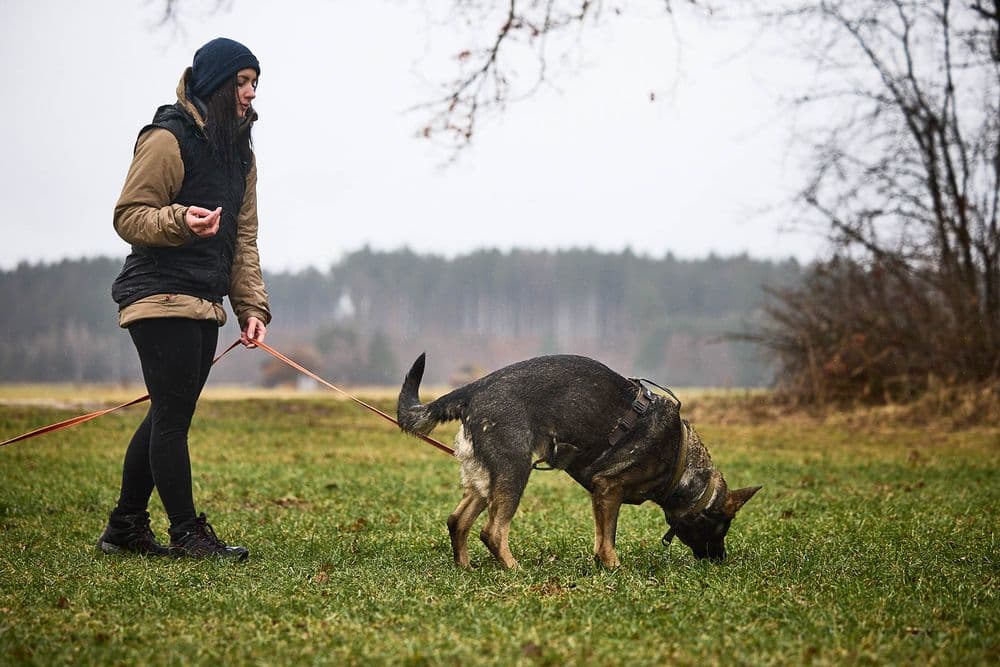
[632,387,652,415]
[608,386,654,446]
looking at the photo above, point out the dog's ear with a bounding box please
[723,485,762,517]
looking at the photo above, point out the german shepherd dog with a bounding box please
[397,353,761,569]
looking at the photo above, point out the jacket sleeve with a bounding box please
[113,128,194,246]
[229,157,272,328]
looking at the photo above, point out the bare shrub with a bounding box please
[753,0,1000,404]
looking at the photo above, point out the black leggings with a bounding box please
[114,317,218,531]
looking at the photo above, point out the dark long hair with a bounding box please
[202,77,244,172]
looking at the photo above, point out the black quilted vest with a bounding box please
[112,103,250,309]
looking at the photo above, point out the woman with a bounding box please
[98,38,271,560]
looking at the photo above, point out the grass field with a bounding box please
[0,388,997,665]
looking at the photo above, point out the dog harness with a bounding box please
[534,379,684,475]
[607,383,655,446]
[607,377,683,446]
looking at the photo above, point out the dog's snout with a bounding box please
[693,543,726,561]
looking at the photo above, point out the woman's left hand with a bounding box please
[242,316,267,348]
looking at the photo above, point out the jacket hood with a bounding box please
[175,67,258,133]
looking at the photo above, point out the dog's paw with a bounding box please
[594,552,621,569]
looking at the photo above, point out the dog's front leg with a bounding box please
[591,477,624,568]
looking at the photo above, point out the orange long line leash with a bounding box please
[250,340,454,455]
[0,339,454,456]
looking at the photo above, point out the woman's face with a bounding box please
[235,68,258,118]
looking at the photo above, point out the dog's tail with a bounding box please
[397,353,471,436]
[397,353,470,436]
[397,353,438,436]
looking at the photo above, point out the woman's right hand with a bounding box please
[184,206,222,237]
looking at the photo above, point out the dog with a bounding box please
[397,353,761,569]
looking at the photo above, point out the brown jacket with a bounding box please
[114,68,271,329]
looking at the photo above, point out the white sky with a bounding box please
[0,0,821,272]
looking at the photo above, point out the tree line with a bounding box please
[0,249,802,388]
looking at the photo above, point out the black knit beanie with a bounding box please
[190,37,260,99]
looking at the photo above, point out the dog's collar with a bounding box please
[662,471,721,545]
[668,468,720,518]
[688,471,720,515]
[664,421,690,495]
[646,420,691,502]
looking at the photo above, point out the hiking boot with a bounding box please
[95,510,170,556]
[169,513,249,562]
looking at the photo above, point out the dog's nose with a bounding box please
[695,545,725,561]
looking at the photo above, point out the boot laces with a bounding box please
[193,514,228,548]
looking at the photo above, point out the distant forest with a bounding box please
[0,249,802,387]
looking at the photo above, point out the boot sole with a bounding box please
[168,547,249,562]
[96,539,124,555]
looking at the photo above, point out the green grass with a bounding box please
[0,394,997,665]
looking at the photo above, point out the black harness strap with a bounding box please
[608,383,654,446]
[637,378,682,410]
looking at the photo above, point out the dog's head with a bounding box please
[663,485,761,560]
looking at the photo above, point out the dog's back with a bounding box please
[397,353,639,453]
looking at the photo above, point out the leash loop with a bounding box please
[0,339,242,449]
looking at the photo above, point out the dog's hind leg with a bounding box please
[479,449,532,569]
[591,476,624,568]
[480,482,527,569]
[448,487,487,568]
[451,423,491,567]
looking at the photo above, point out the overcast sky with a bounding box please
[1,0,820,272]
